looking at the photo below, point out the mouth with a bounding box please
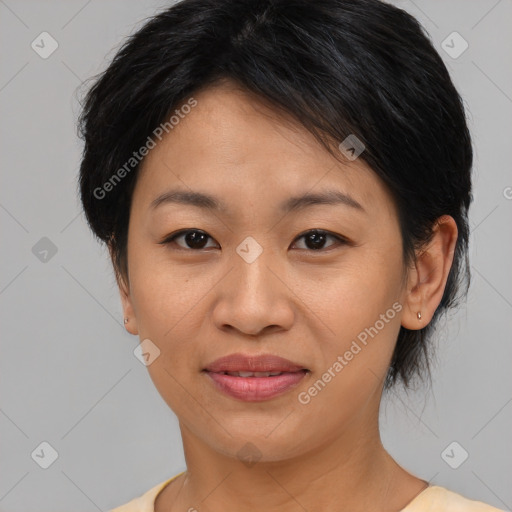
[210,370,300,377]
[203,352,308,373]
[203,370,309,402]
[202,353,310,402]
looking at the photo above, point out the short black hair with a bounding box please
[77,0,473,391]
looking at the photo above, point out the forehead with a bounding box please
[132,82,394,220]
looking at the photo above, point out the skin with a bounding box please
[116,79,458,512]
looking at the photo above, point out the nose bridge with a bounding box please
[233,234,277,301]
[212,235,294,335]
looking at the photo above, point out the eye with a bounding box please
[292,229,348,251]
[159,228,349,252]
[159,229,218,250]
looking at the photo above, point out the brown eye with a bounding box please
[292,229,348,251]
[160,229,218,250]
[160,228,349,252]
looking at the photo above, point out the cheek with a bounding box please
[129,251,207,337]
[127,251,213,382]
[128,258,204,414]
[313,247,404,361]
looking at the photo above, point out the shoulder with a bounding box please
[403,485,506,512]
[108,474,182,512]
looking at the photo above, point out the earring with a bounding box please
[417,312,422,320]
[124,318,129,324]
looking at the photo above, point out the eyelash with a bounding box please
[158,229,351,253]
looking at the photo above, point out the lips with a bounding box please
[202,353,309,401]
[220,370,286,377]
[203,353,308,374]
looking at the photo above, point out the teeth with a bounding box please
[224,371,283,377]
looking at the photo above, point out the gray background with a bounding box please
[1,0,511,511]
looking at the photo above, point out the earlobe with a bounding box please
[401,215,458,330]
[401,261,424,330]
[118,277,139,335]
[108,242,139,335]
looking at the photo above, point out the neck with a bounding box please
[161,406,426,512]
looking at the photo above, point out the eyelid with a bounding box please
[158,229,218,249]
[158,228,353,251]
[294,229,352,247]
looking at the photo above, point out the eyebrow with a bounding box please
[150,188,365,214]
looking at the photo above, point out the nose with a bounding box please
[212,245,295,337]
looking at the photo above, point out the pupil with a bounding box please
[306,231,325,250]
[186,231,208,249]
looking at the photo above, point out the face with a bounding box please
[120,80,411,462]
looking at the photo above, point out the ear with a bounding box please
[108,242,139,336]
[401,215,458,330]
[118,275,139,335]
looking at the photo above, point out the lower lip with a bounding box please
[204,370,308,402]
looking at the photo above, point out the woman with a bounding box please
[77,0,504,510]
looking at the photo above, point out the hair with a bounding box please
[77,0,473,392]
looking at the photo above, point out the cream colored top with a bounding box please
[109,472,505,512]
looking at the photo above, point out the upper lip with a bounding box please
[203,353,308,373]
